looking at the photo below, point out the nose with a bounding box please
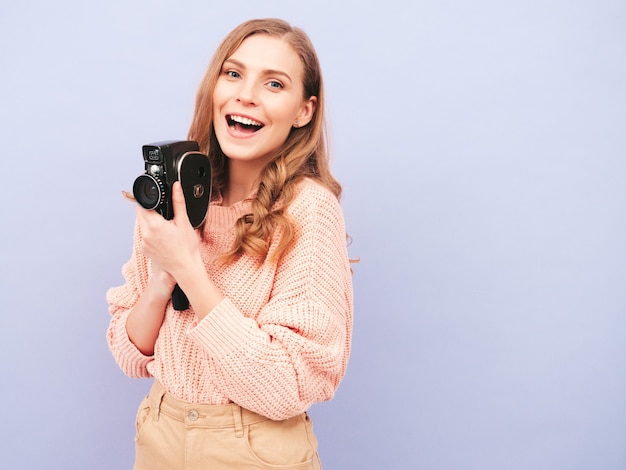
[236,79,257,105]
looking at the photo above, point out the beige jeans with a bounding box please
[134,381,322,470]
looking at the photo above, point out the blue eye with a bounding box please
[226,70,240,78]
[268,80,283,89]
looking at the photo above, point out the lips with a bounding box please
[227,114,264,134]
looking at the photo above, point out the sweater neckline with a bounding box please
[207,190,256,230]
[211,189,258,209]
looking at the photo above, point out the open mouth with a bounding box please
[227,114,264,134]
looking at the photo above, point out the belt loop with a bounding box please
[152,382,166,422]
[232,405,244,438]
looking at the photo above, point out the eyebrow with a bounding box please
[223,58,293,83]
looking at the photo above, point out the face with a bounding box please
[212,34,316,169]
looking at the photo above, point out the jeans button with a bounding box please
[188,410,199,421]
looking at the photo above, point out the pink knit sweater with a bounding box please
[106,178,353,420]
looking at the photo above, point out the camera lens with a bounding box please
[133,174,165,210]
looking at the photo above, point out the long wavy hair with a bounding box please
[187,18,341,263]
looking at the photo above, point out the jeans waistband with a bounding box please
[148,380,270,435]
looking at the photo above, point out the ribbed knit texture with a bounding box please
[106,178,353,420]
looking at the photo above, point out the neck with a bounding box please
[222,158,266,206]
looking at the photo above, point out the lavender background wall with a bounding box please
[1,1,625,468]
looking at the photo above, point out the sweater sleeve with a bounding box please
[105,222,154,378]
[188,181,353,420]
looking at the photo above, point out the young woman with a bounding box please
[106,18,353,469]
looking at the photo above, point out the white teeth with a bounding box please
[229,115,262,127]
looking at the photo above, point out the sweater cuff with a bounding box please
[112,310,153,376]
[188,297,256,359]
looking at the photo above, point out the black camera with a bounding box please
[132,140,212,310]
[133,140,211,228]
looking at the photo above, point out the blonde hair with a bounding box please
[188,18,341,263]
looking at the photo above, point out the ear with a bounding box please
[293,96,317,128]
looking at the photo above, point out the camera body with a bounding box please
[132,140,211,228]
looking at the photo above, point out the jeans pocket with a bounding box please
[134,395,152,443]
[245,413,317,468]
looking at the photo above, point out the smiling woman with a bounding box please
[106,18,353,470]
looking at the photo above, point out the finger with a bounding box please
[171,181,191,225]
[135,204,154,224]
[135,204,146,226]
[135,204,161,235]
